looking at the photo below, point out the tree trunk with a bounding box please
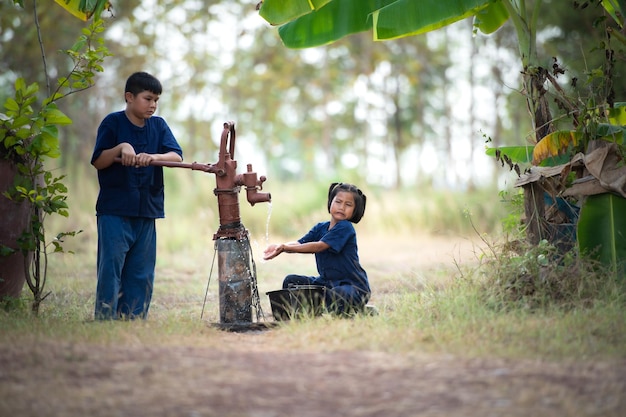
[0,159,30,299]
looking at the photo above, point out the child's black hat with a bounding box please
[327,182,366,223]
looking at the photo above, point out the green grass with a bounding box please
[1,165,625,362]
[2,235,625,361]
[255,270,625,359]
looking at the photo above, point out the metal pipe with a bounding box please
[112,158,217,173]
[216,237,252,324]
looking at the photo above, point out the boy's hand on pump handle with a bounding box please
[119,142,165,167]
[120,143,152,167]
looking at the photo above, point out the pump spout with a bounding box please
[246,186,271,206]
[239,164,271,206]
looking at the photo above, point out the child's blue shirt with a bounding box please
[298,220,370,292]
[91,111,183,218]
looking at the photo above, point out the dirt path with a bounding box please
[1,233,625,417]
[1,340,624,417]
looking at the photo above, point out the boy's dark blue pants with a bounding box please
[95,215,156,320]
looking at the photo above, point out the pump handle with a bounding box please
[112,157,215,172]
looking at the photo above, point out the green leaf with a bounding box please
[260,0,333,26]
[24,81,39,97]
[473,0,509,34]
[71,37,87,52]
[43,105,72,125]
[278,0,395,48]
[51,241,64,253]
[38,126,61,158]
[4,98,19,113]
[15,77,26,92]
[263,0,498,48]
[10,115,31,130]
[607,105,626,126]
[596,124,624,144]
[578,193,626,278]
[15,127,32,139]
[485,146,534,164]
[0,245,16,257]
[602,0,626,27]
[4,136,23,151]
[372,0,492,40]
[53,0,110,21]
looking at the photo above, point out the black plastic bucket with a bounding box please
[266,285,326,321]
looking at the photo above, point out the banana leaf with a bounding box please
[260,0,626,53]
[485,145,534,164]
[259,0,333,26]
[259,0,496,48]
[54,0,110,21]
[371,0,499,40]
[472,0,509,34]
[532,131,580,165]
[577,193,626,278]
[275,0,393,49]
[602,0,626,27]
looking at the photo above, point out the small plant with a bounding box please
[0,17,110,314]
[463,196,621,312]
[476,237,618,312]
[497,188,525,238]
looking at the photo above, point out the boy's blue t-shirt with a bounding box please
[91,111,183,218]
[298,220,370,292]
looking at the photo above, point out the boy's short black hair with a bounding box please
[327,182,367,223]
[125,72,162,96]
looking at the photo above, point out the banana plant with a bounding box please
[260,0,624,143]
[491,103,626,277]
[259,0,626,276]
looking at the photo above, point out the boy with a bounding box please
[91,71,183,320]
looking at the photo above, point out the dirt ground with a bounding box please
[1,339,625,417]
[1,234,625,417]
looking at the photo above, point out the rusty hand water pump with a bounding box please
[208,121,270,326]
[136,122,271,326]
[205,121,271,238]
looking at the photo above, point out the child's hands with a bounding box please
[134,152,155,167]
[119,143,137,166]
[120,147,155,168]
[263,244,283,260]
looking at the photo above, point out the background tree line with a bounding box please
[1,0,622,190]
